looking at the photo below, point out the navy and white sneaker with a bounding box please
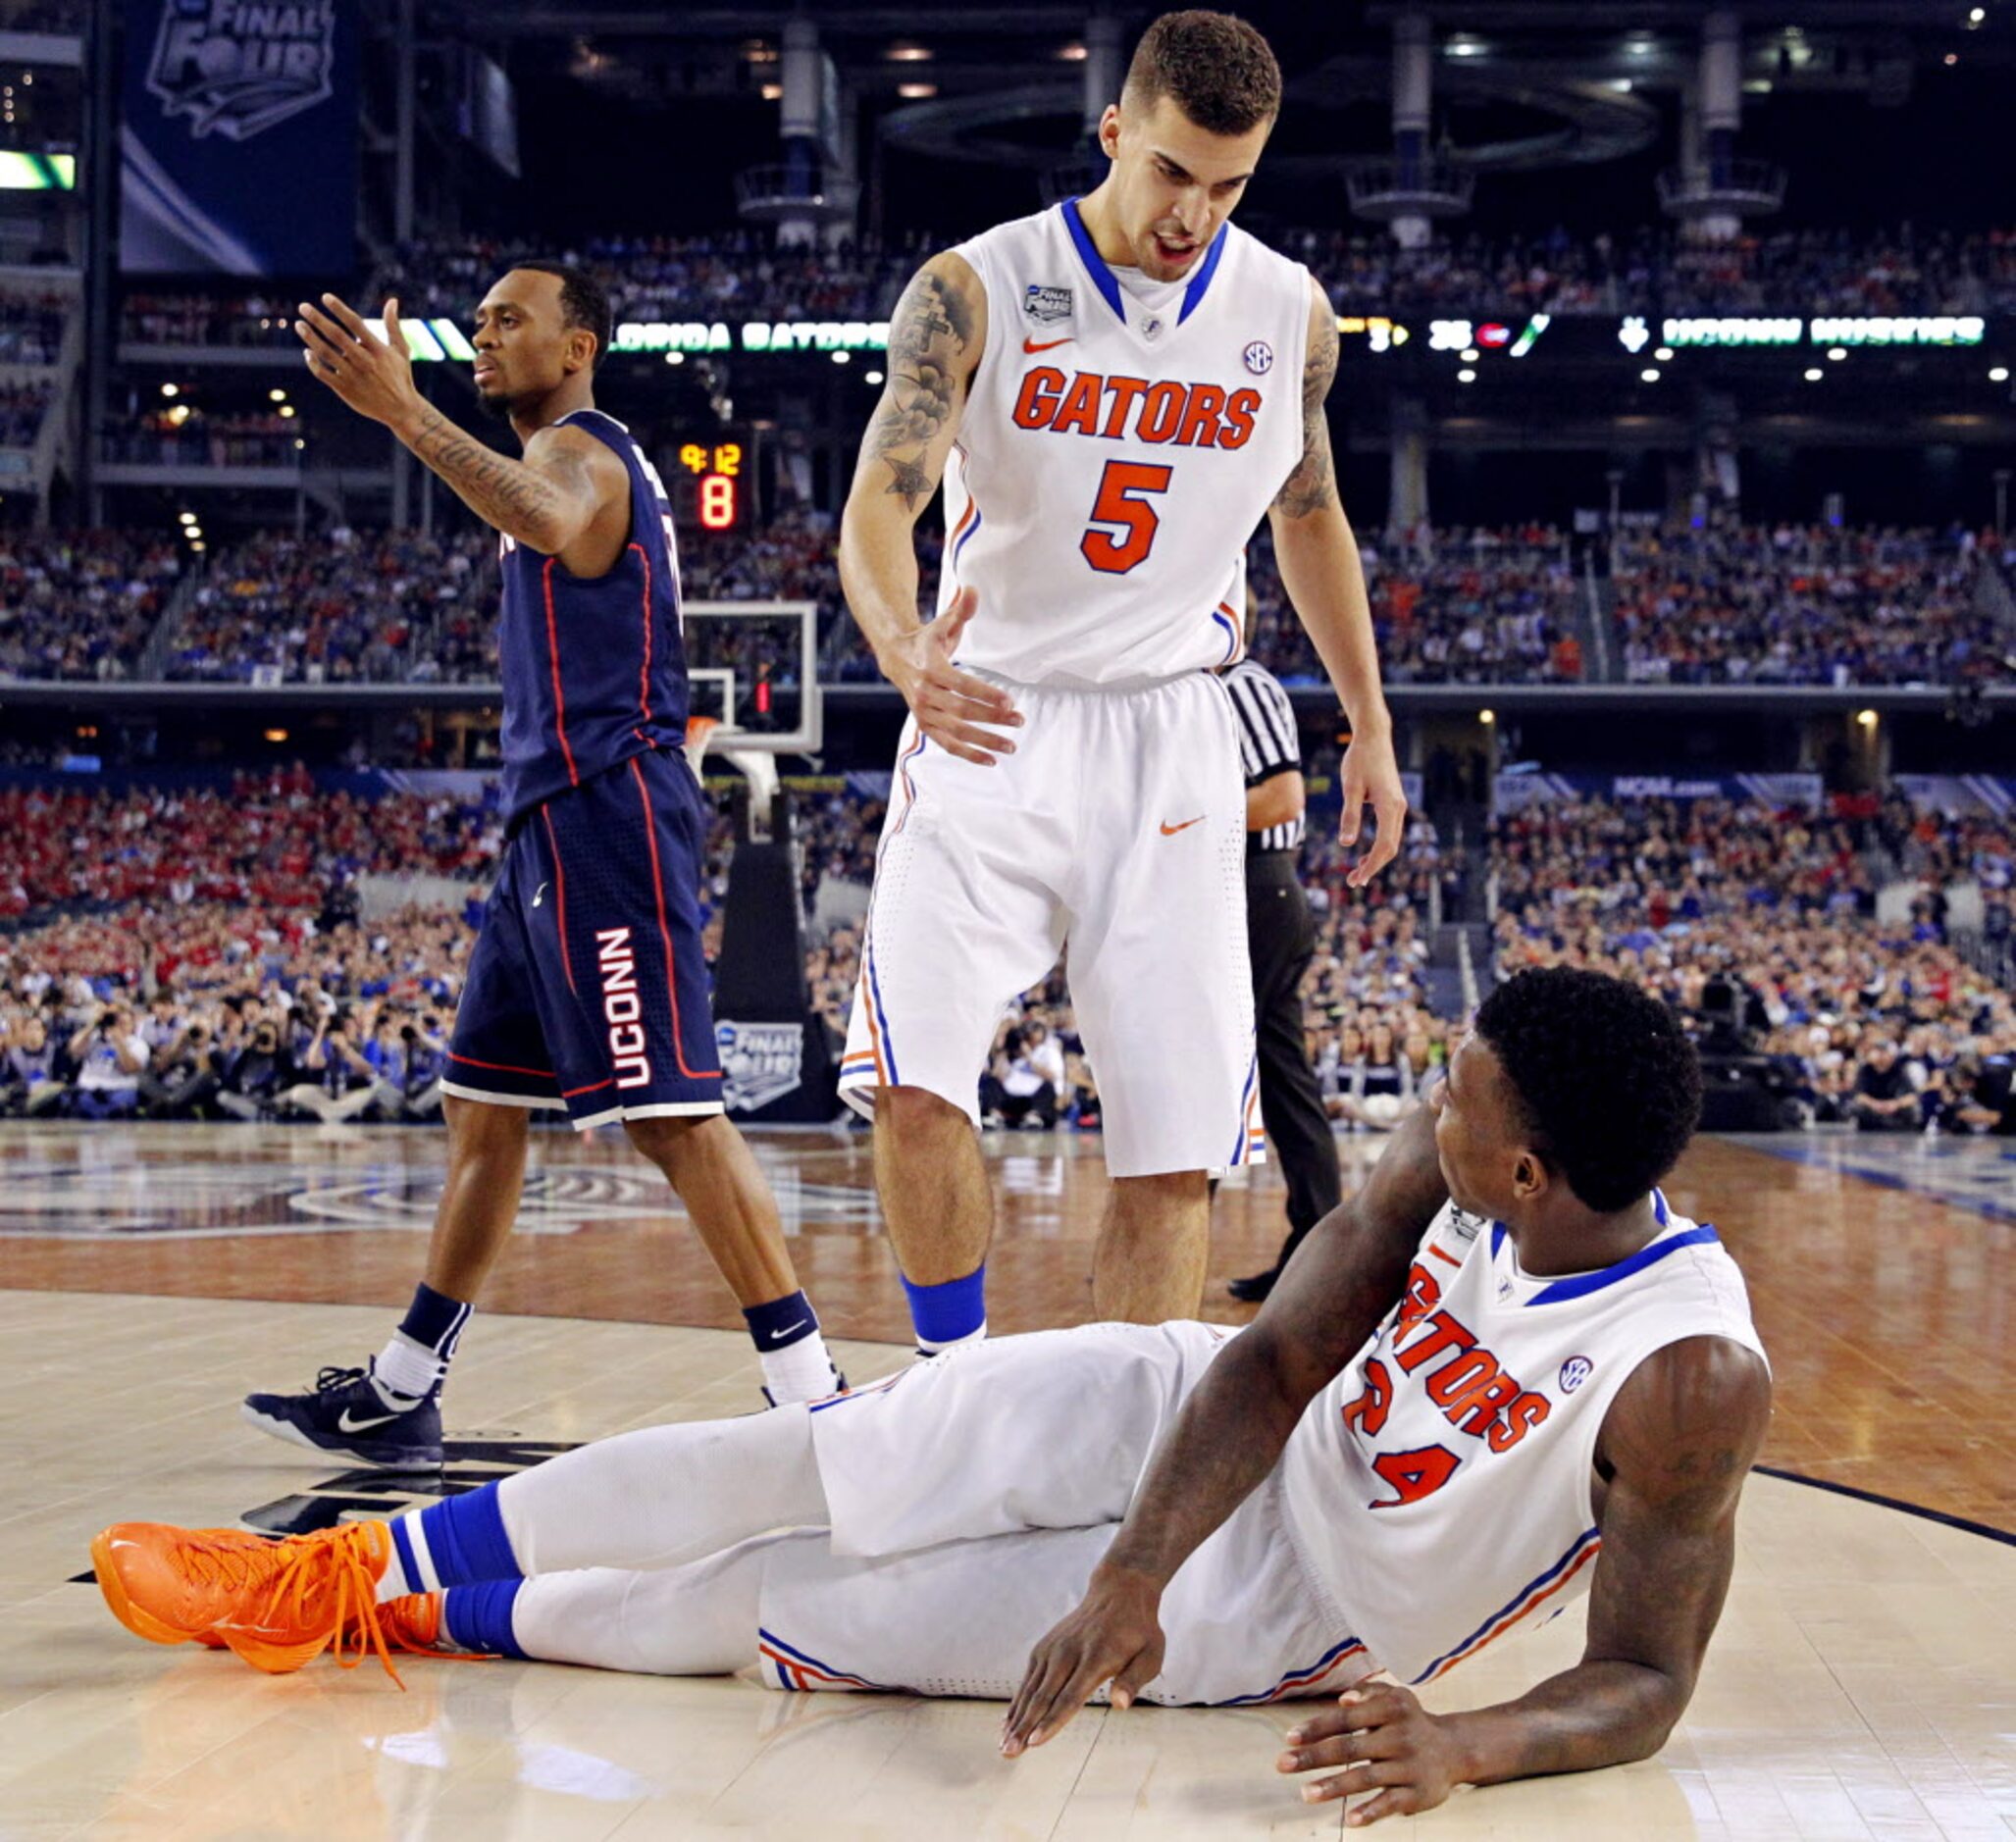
[241,1362,443,1469]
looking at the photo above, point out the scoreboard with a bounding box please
[665,429,755,531]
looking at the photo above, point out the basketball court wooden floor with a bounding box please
[1,1119,2011,1839]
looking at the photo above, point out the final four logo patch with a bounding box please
[145,0,337,140]
[1024,284,1073,325]
[1243,339,1274,375]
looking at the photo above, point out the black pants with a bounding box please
[979,1075,1059,1128]
[1247,852,1341,1242]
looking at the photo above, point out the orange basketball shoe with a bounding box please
[196,1590,442,1658]
[92,1519,397,1677]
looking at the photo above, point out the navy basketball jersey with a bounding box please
[496,408,690,824]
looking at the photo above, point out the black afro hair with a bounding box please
[1474,967,1702,1213]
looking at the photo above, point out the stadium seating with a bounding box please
[0,380,54,450]
[1615,525,2005,686]
[0,530,184,681]
[112,225,2016,348]
[0,292,66,367]
[10,513,2002,689]
[1492,793,2016,1129]
[1,771,1452,1128]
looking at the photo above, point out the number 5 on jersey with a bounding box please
[1080,459,1172,575]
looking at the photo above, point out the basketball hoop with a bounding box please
[684,714,722,777]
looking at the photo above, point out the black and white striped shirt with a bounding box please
[1223,658,1304,855]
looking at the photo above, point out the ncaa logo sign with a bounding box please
[1243,339,1273,376]
[1558,1356,1594,1394]
[716,1020,804,1113]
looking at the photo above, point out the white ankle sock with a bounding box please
[373,1330,444,1403]
[916,1322,987,1358]
[758,1328,841,1405]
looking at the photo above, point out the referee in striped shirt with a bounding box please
[1221,649,1343,1303]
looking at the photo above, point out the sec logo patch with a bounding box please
[1243,339,1273,375]
[1559,1356,1594,1394]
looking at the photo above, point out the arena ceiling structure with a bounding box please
[411,0,2015,239]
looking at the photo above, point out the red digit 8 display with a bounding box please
[674,439,745,531]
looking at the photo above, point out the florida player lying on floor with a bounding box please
[92,967,1771,1823]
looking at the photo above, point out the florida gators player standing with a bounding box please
[238,263,843,1467]
[836,12,1409,1342]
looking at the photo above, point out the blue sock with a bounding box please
[901,1263,987,1353]
[441,1580,527,1659]
[392,1481,521,1592]
[397,1282,471,1357]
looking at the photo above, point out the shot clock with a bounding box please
[666,430,756,531]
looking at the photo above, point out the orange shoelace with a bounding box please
[190,1526,495,1687]
[231,1525,407,1686]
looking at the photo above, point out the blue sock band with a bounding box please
[415,1483,521,1587]
[743,1289,819,1352]
[900,1264,987,1347]
[398,1282,471,1358]
[441,1580,527,1660]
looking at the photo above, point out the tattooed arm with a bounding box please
[395,412,627,569]
[838,253,1021,765]
[295,294,626,568]
[1277,1334,1773,1824]
[1267,276,1404,889]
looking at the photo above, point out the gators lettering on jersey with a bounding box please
[497,408,689,825]
[1275,1195,1767,1689]
[941,199,1312,688]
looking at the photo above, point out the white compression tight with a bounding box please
[493,1404,828,1577]
[504,1546,775,1676]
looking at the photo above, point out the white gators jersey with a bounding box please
[939,200,1312,688]
[1274,1194,1767,1688]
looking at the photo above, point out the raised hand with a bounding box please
[296,294,423,430]
[876,586,1022,767]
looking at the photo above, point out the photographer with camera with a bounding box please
[1,1008,68,1117]
[216,1005,302,1123]
[140,1016,225,1120]
[367,1007,448,1122]
[281,1009,380,1124]
[66,1004,148,1120]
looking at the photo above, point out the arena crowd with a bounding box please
[112,224,2016,347]
[2,769,1463,1133]
[1492,793,2016,1132]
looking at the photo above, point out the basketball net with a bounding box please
[686,715,781,840]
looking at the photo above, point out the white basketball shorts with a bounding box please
[760,1321,1369,1703]
[839,670,1264,1178]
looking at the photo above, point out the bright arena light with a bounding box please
[1804,368,1825,382]
[1640,368,1661,383]
[1457,368,1476,384]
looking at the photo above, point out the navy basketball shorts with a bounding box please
[444,749,723,1129]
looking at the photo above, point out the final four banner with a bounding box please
[121,0,358,276]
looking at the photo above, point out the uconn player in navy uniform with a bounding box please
[240,265,842,1466]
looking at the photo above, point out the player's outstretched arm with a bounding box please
[296,294,622,559]
[1267,276,1405,890]
[1277,1332,1771,1825]
[838,254,1021,767]
[1002,1104,1449,1757]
